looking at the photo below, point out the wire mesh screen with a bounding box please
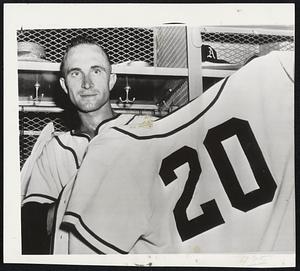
[155,26,189,107]
[156,26,187,68]
[17,28,154,65]
[201,32,294,64]
[19,134,39,168]
[19,111,68,132]
[19,111,68,168]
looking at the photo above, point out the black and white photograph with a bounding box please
[3,3,295,267]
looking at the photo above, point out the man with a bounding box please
[21,36,153,254]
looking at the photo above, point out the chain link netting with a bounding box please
[17,27,154,65]
[201,32,294,64]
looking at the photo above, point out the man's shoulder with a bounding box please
[35,123,73,152]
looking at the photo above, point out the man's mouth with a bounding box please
[80,93,98,97]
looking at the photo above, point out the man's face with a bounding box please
[60,44,116,113]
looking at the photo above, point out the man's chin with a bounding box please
[77,103,105,113]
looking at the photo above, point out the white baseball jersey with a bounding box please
[57,51,294,254]
[21,113,154,205]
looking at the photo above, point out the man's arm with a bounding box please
[21,124,62,254]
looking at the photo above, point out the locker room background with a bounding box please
[18,26,294,168]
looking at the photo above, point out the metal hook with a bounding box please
[34,80,40,100]
[119,76,136,104]
[30,74,44,103]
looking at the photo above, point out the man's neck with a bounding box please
[77,103,115,138]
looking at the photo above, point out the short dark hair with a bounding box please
[60,35,111,77]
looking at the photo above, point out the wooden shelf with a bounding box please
[113,66,188,76]
[18,61,240,78]
[19,101,159,112]
[202,62,241,77]
[199,26,294,36]
[18,61,60,71]
[18,61,188,76]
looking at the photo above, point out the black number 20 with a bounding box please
[159,118,277,242]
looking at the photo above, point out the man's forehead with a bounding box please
[65,44,109,66]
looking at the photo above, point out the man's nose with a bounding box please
[82,74,94,89]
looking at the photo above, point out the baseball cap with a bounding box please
[201,44,229,64]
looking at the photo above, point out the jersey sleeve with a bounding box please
[62,134,154,254]
[21,123,63,205]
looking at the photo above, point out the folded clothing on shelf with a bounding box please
[18,41,50,62]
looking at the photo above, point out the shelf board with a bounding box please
[199,26,294,36]
[18,61,188,76]
[201,62,241,77]
[202,69,237,78]
[112,66,187,76]
[19,101,159,112]
[18,60,241,78]
[18,61,60,71]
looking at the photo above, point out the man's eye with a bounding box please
[71,71,80,77]
[94,69,101,74]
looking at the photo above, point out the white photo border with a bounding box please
[3,3,295,267]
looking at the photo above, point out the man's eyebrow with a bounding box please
[91,65,107,71]
[66,67,81,75]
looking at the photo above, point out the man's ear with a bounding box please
[109,73,117,91]
[59,77,68,94]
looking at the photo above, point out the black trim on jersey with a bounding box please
[60,222,105,254]
[23,193,57,202]
[54,136,80,169]
[50,186,65,254]
[70,130,91,141]
[124,115,137,125]
[95,113,121,135]
[280,61,294,83]
[113,77,229,140]
[64,211,128,254]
